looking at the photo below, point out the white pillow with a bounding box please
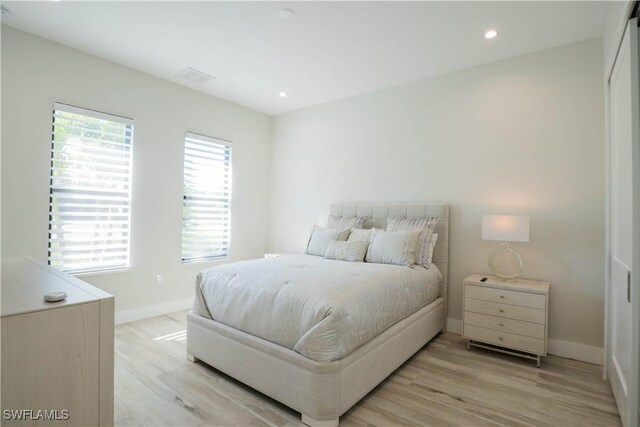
[306,226,349,257]
[347,228,372,243]
[327,215,368,230]
[324,240,369,262]
[365,228,421,266]
[427,233,438,265]
[386,216,439,268]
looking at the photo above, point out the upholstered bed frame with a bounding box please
[186,202,449,426]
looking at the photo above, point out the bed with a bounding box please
[186,202,449,426]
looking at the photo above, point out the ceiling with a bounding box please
[1,1,607,115]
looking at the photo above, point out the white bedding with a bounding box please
[193,254,441,362]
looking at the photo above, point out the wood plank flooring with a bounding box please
[115,310,621,426]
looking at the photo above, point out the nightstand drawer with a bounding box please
[464,311,545,339]
[465,298,545,324]
[464,325,545,354]
[465,284,545,309]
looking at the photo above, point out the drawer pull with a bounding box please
[499,336,504,341]
[499,322,504,327]
[499,309,505,313]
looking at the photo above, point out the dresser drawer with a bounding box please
[464,311,545,339]
[464,298,546,324]
[464,325,545,354]
[465,284,545,309]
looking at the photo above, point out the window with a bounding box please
[48,103,134,274]
[182,132,232,262]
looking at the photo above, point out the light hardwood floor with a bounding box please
[115,310,621,426]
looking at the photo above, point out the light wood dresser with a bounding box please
[462,274,550,367]
[1,257,114,426]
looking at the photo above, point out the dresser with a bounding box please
[462,274,549,367]
[1,257,114,426]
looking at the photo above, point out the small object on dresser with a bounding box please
[44,291,67,302]
[462,273,549,367]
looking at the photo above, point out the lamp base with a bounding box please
[488,242,524,280]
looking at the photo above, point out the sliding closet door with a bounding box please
[608,18,639,427]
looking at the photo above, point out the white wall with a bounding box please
[269,39,605,352]
[1,25,609,355]
[1,26,272,320]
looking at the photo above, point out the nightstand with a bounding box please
[462,274,550,367]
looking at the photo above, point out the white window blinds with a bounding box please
[182,132,232,262]
[48,103,134,274]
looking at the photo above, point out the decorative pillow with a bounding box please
[306,226,350,257]
[386,216,439,267]
[324,240,369,262]
[347,228,372,243]
[427,233,438,265]
[365,228,421,266]
[327,215,368,230]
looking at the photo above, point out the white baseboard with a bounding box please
[547,339,603,365]
[445,317,602,365]
[446,317,462,333]
[115,297,193,325]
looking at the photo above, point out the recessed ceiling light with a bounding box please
[279,92,288,98]
[279,9,296,19]
[484,30,498,39]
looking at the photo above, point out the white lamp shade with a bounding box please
[482,215,530,242]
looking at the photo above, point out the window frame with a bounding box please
[181,131,233,264]
[47,102,134,275]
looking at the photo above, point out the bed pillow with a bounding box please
[365,228,421,266]
[386,216,439,268]
[306,226,350,257]
[327,215,368,230]
[324,240,369,262]
[428,233,438,265]
[347,228,372,243]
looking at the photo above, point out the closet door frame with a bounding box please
[604,12,640,427]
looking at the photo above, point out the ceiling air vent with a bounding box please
[175,67,215,84]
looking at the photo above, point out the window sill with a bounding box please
[71,267,131,278]
[181,257,229,266]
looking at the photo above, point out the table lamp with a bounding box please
[482,214,530,280]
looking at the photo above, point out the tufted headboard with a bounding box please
[328,202,450,321]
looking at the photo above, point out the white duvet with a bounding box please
[193,254,441,362]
